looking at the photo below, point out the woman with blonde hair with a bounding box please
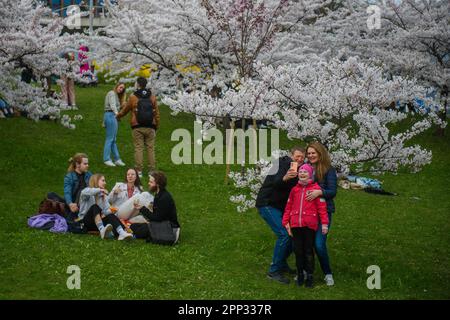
[305,142,337,286]
[78,174,133,240]
[103,82,126,167]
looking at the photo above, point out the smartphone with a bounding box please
[290,162,298,172]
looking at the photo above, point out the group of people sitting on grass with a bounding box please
[256,141,337,289]
[45,152,180,243]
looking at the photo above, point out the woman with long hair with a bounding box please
[109,168,143,209]
[305,142,338,286]
[103,82,126,167]
[113,168,153,221]
[78,174,133,240]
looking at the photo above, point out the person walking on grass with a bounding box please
[116,77,160,179]
[255,146,306,285]
[103,82,127,167]
[282,163,329,288]
[305,141,337,286]
[78,174,133,240]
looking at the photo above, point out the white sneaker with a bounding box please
[118,232,133,241]
[114,159,126,166]
[104,160,116,167]
[324,274,334,286]
[100,224,113,239]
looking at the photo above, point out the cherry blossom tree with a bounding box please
[165,58,446,211]
[0,0,80,128]
[95,0,331,92]
[315,0,449,134]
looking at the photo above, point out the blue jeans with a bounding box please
[316,213,332,275]
[258,206,293,274]
[103,112,121,162]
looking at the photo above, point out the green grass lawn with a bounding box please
[0,84,449,299]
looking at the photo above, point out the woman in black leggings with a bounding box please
[78,174,133,240]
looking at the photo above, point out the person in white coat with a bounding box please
[109,168,153,222]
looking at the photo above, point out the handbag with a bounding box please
[147,220,176,245]
[38,198,66,216]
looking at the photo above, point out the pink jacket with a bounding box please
[282,181,329,231]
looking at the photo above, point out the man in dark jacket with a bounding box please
[132,171,180,243]
[255,146,305,284]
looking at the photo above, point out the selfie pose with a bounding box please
[255,146,306,284]
[305,142,338,286]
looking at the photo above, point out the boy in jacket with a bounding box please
[282,164,329,288]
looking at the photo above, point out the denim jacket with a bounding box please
[64,171,93,204]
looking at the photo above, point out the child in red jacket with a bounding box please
[282,163,329,288]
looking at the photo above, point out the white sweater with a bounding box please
[107,183,142,208]
[78,187,112,220]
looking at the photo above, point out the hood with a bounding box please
[135,89,151,99]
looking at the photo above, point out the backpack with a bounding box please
[136,91,154,126]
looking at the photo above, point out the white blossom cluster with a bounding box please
[94,0,329,90]
[0,0,80,128]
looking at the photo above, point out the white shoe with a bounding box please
[104,160,116,167]
[114,159,126,166]
[100,224,113,239]
[324,274,334,286]
[118,232,133,241]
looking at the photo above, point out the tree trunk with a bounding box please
[224,120,235,184]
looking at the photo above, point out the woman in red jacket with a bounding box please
[282,164,329,288]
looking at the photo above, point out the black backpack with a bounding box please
[136,91,154,126]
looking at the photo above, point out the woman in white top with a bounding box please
[110,168,153,221]
[103,82,126,167]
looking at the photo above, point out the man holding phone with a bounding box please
[255,146,306,284]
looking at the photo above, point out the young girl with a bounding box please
[282,164,329,288]
[78,174,133,240]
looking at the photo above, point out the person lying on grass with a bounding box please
[78,173,133,241]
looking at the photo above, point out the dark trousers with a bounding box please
[82,204,124,236]
[291,227,316,276]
